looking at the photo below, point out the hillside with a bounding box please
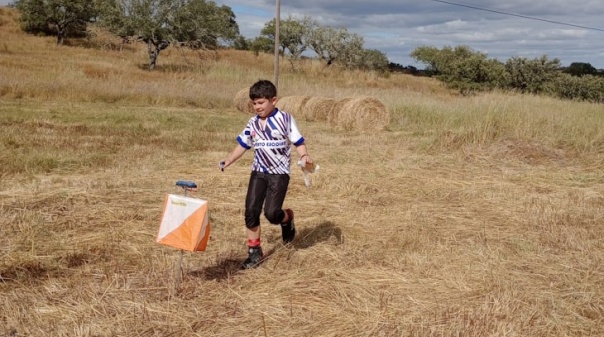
[1,7,603,337]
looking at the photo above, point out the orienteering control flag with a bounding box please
[157,194,210,251]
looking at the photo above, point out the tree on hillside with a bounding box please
[505,56,561,94]
[96,0,239,70]
[411,45,483,76]
[171,0,239,49]
[258,16,314,70]
[357,48,389,73]
[249,35,273,55]
[411,45,507,93]
[251,18,387,72]
[306,26,364,68]
[232,35,250,51]
[553,73,604,103]
[14,0,96,45]
[564,62,597,77]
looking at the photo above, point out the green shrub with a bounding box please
[411,45,508,94]
[553,73,604,103]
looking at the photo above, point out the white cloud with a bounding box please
[445,19,468,29]
[454,31,496,42]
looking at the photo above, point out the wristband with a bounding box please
[300,154,308,159]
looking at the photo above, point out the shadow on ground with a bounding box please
[193,221,342,281]
[190,246,279,281]
[190,255,241,281]
[294,221,342,249]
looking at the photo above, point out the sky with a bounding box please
[2,0,603,69]
[213,0,604,69]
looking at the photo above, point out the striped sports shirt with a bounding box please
[237,108,304,174]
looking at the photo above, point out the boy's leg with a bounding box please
[263,174,295,243]
[246,226,261,251]
[243,172,267,268]
[245,171,267,230]
[281,209,295,244]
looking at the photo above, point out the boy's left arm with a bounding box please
[289,115,312,164]
[295,144,312,165]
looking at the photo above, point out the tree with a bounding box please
[250,36,273,55]
[504,56,561,94]
[232,36,250,51]
[356,48,389,73]
[411,45,507,93]
[306,26,364,68]
[96,0,239,70]
[256,18,385,72]
[564,62,597,77]
[409,46,441,75]
[259,16,314,70]
[553,73,604,103]
[171,0,239,49]
[14,0,96,45]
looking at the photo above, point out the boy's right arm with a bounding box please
[220,145,247,171]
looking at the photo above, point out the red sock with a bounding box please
[248,239,261,247]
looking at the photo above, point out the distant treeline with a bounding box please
[389,61,604,78]
[399,45,604,103]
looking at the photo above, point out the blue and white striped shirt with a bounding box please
[237,109,304,174]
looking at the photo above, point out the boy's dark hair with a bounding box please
[249,80,277,100]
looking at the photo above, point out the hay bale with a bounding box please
[302,97,336,122]
[233,88,254,114]
[333,97,390,131]
[327,98,353,127]
[276,96,310,118]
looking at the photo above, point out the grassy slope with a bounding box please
[1,7,603,337]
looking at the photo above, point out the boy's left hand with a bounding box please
[299,154,312,167]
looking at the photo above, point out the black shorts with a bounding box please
[244,171,290,229]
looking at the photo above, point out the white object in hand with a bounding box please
[297,160,319,187]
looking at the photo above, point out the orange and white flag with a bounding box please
[157,194,210,251]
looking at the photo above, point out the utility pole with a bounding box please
[274,0,280,90]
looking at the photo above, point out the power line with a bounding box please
[431,0,604,32]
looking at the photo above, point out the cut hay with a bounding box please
[276,96,310,118]
[327,98,353,127]
[331,96,390,131]
[233,88,254,114]
[302,97,336,122]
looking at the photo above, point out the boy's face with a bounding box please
[252,97,277,119]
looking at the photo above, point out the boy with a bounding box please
[220,80,313,269]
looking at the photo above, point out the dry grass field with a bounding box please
[1,7,603,337]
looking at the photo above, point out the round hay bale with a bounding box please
[302,97,336,122]
[233,88,254,114]
[337,97,390,131]
[327,98,353,127]
[276,96,310,118]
